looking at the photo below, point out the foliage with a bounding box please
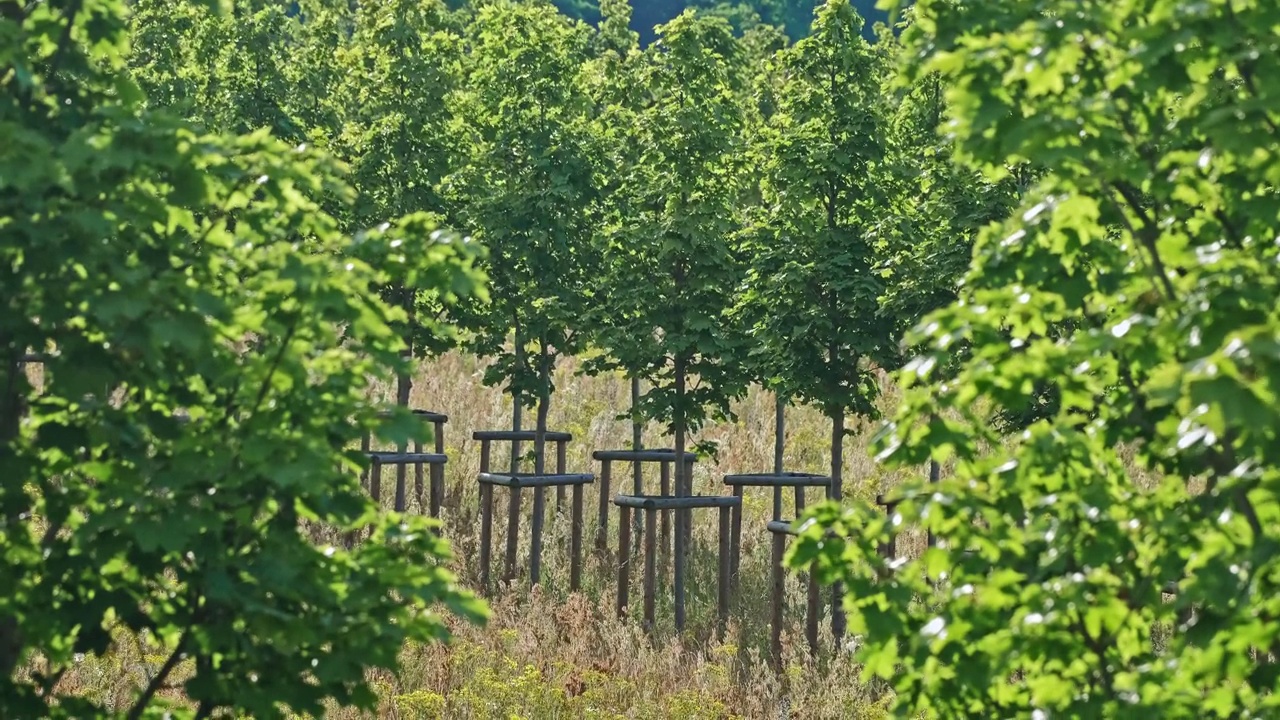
[328,0,461,231]
[0,1,487,717]
[327,0,471,363]
[129,0,305,139]
[445,0,600,420]
[590,10,749,436]
[794,0,1280,716]
[555,0,886,44]
[738,0,895,428]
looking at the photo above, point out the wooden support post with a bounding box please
[370,458,383,508]
[718,505,731,636]
[431,420,445,517]
[643,506,657,630]
[674,486,687,632]
[570,482,584,591]
[596,460,612,551]
[617,504,631,618]
[530,481,545,586]
[555,439,568,508]
[479,482,493,594]
[394,456,408,513]
[479,439,491,522]
[805,569,820,654]
[503,486,522,584]
[730,485,744,597]
[770,531,785,670]
[360,432,371,491]
[682,458,695,550]
[413,437,425,513]
[798,488,819,655]
[395,441,408,513]
[660,460,672,555]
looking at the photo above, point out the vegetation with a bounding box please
[796,0,1280,717]
[1,1,486,717]
[4,0,1279,717]
[551,0,888,44]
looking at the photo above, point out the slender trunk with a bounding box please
[773,394,785,475]
[503,325,524,584]
[774,394,785,520]
[829,408,844,502]
[395,286,413,512]
[534,339,551,476]
[529,338,551,584]
[0,342,24,677]
[673,353,688,632]
[631,376,643,458]
[631,375,643,538]
[510,322,524,475]
[396,285,414,407]
[830,406,846,639]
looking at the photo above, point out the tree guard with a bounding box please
[360,409,449,515]
[612,493,739,635]
[875,459,943,559]
[472,429,583,592]
[591,448,696,554]
[477,472,593,594]
[724,472,832,667]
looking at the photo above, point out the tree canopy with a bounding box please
[795,0,1280,716]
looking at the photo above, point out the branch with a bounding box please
[1110,182,1178,300]
[125,628,189,720]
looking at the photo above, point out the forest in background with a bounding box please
[546,0,888,43]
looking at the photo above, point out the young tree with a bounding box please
[328,0,467,426]
[129,0,305,140]
[796,0,1280,716]
[1,1,487,717]
[741,0,896,636]
[445,0,600,583]
[591,10,749,629]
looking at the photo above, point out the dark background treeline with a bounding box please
[545,0,887,44]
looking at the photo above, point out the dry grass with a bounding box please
[341,353,934,719]
[31,352,942,718]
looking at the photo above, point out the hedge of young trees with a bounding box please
[121,0,997,520]
[8,0,1273,716]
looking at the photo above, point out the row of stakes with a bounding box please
[359,409,941,666]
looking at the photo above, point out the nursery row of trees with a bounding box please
[126,0,1020,504]
[11,0,1277,717]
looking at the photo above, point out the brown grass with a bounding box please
[344,353,932,719]
[34,352,941,718]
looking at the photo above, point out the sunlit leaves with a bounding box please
[792,0,1280,715]
[446,0,600,408]
[738,0,894,422]
[1,2,487,717]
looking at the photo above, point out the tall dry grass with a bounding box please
[343,353,936,719]
[31,353,942,718]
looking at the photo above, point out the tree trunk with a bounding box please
[0,343,25,677]
[631,374,643,538]
[394,286,413,512]
[529,337,552,584]
[673,353,688,632]
[503,327,524,584]
[830,406,846,639]
[774,394,785,520]
[510,323,524,475]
